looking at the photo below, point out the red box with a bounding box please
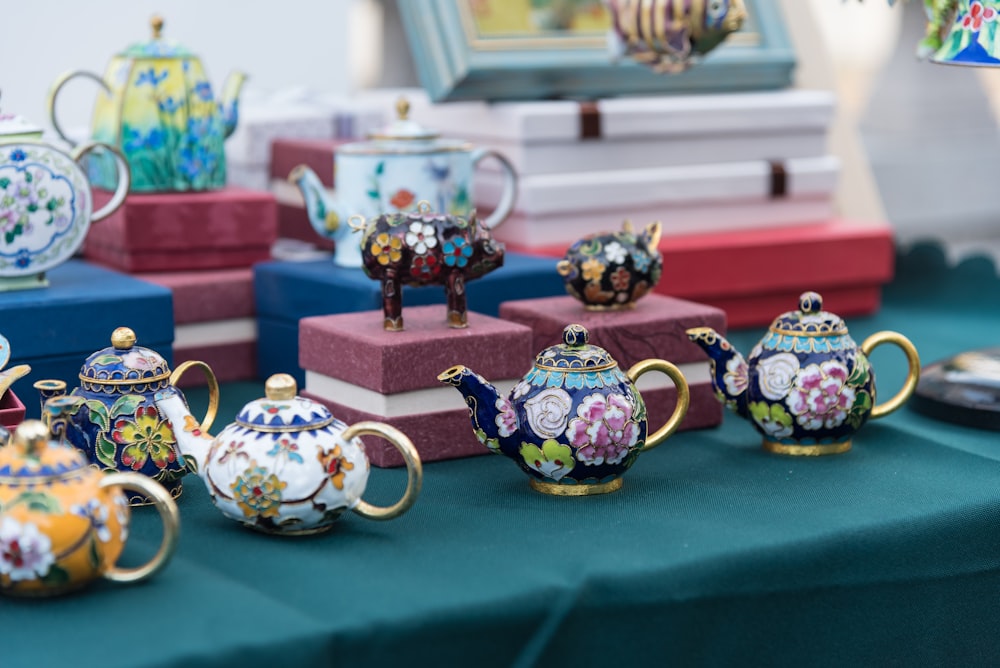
[300,307,534,467]
[503,219,895,328]
[85,187,278,272]
[0,390,26,431]
[499,294,726,432]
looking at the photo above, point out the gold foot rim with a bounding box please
[763,440,852,456]
[128,481,183,507]
[529,477,624,496]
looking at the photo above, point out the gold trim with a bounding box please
[769,326,848,338]
[529,477,624,496]
[534,360,617,373]
[763,440,851,456]
[348,421,423,521]
[862,331,921,419]
[79,371,171,385]
[101,472,180,583]
[234,416,335,433]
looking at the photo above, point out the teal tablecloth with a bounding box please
[5,245,1000,667]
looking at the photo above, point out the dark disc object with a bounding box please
[910,348,1000,429]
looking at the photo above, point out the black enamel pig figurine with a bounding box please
[556,220,663,310]
[353,203,505,331]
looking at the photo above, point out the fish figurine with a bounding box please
[606,0,747,73]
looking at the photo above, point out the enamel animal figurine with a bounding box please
[607,0,748,73]
[155,373,423,535]
[355,201,505,331]
[289,97,517,267]
[33,327,219,504]
[439,324,690,496]
[556,220,663,310]
[47,15,246,192]
[0,416,179,597]
[686,291,921,456]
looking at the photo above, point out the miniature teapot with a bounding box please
[556,220,663,310]
[439,324,690,496]
[0,108,128,290]
[33,327,219,504]
[355,202,505,330]
[686,291,921,455]
[155,373,423,535]
[289,97,517,267]
[47,15,246,192]
[0,415,179,597]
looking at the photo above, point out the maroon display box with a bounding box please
[85,187,278,273]
[300,307,534,467]
[0,389,26,431]
[499,294,727,432]
[270,138,346,250]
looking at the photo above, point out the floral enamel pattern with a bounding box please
[358,205,505,331]
[558,221,663,310]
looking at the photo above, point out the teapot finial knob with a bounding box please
[151,14,164,39]
[111,327,137,350]
[13,420,49,459]
[265,373,297,401]
[396,96,410,121]
[562,324,589,348]
[798,291,823,315]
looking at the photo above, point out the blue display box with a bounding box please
[254,252,565,384]
[3,260,174,419]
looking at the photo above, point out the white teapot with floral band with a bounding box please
[157,373,423,535]
[686,291,921,456]
[289,97,518,267]
[439,324,690,496]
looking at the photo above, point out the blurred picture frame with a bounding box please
[397,0,795,102]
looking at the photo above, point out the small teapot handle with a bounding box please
[47,70,111,148]
[860,331,921,419]
[100,472,180,584]
[71,142,131,223]
[343,421,423,521]
[169,360,220,433]
[626,359,691,451]
[470,147,518,230]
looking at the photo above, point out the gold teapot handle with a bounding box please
[861,331,921,419]
[100,472,180,584]
[169,360,220,433]
[342,421,423,521]
[627,359,690,451]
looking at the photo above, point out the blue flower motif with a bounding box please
[15,249,32,268]
[124,128,165,152]
[186,116,218,139]
[632,250,650,273]
[135,67,168,87]
[425,160,450,182]
[157,96,180,114]
[442,237,473,268]
[193,81,213,101]
[9,149,26,163]
[178,144,217,180]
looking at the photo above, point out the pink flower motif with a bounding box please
[786,360,856,431]
[964,1,997,31]
[495,397,517,438]
[723,355,748,398]
[566,393,639,466]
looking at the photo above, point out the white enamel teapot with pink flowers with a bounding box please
[438,324,690,497]
[686,291,921,456]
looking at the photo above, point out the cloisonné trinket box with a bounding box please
[0,418,178,597]
[687,291,921,455]
[439,323,690,495]
[155,373,422,535]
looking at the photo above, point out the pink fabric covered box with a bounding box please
[499,294,726,432]
[85,187,278,272]
[143,268,257,386]
[299,306,534,467]
[0,390,26,432]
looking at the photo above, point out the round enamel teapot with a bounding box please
[438,324,690,496]
[288,97,518,267]
[0,416,179,597]
[0,108,128,288]
[686,291,921,455]
[47,15,247,192]
[154,373,423,535]
[33,327,219,504]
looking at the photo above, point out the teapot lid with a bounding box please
[769,291,848,336]
[79,327,172,386]
[119,16,195,58]
[0,419,89,481]
[533,324,618,373]
[368,97,440,141]
[235,374,337,433]
[340,97,471,156]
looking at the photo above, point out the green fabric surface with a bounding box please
[5,244,1000,667]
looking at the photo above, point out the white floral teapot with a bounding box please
[157,373,423,535]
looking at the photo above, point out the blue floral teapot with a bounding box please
[439,324,690,496]
[686,291,921,456]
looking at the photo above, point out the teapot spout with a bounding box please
[219,71,248,139]
[33,379,68,416]
[288,164,358,265]
[153,386,213,474]
[686,327,749,418]
[438,365,518,455]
